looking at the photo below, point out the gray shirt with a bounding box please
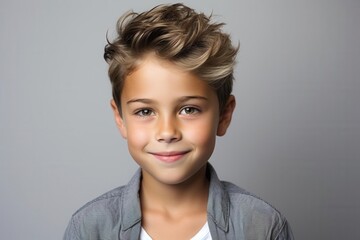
[64,164,294,240]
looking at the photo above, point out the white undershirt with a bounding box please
[140,222,212,240]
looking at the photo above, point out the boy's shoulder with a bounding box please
[73,184,126,217]
[222,180,278,209]
[221,180,283,218]
[207,165,293,239]
[64,170,142,240]
[208,165,284,220]
[220,180,292,239]
[63,185,126,240]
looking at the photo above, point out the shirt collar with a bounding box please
[121,163,230,232]
[121,168,142,231]
[206,163,230,232]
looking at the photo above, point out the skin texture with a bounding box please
[111,54,235,239]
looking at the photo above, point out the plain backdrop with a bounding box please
[1,0,359,239]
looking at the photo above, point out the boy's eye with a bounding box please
[135,109,154,117]
[179,107,200,115]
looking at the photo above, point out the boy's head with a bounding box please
[104,3,238,114]
[105,3,238,185]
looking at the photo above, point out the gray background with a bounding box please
[1,0,359,239]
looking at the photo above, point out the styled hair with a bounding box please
[104,3,238,112]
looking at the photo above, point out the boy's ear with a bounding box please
[110,100,127,139]
[217,95,236,136]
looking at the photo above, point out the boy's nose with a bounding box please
[155,115,181,143]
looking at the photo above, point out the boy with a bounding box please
[64,3,294,240]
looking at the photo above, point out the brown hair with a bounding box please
[104,3,238,112]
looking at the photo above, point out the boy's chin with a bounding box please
[140,163,208,186]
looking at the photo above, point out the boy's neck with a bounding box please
[140,165,209,216]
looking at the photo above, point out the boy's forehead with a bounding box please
[121,55,217,102]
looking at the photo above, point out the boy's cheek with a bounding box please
[183,123,217,144]
[126,126,150,145]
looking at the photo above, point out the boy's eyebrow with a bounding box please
[126,98,153,105]
[177,96,208,102]
[126,96,208,105]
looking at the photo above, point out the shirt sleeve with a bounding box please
[274,219,295,240]
[63,216,80,240]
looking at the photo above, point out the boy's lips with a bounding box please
[149,151,190,163]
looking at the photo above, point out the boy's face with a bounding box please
[111,54,235,186]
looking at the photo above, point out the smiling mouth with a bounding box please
[150,151,190,163]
